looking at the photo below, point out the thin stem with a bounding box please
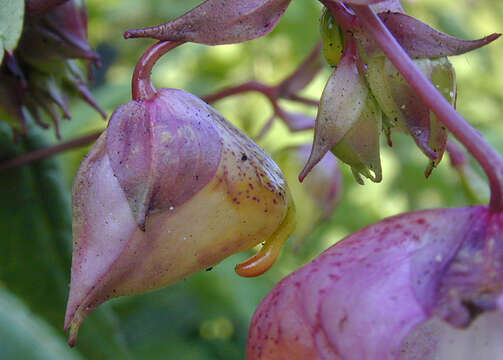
[0,131,102,172]
[319,0,358,32]
[286,94,319,107]
[201,82,276,104]
[352,4,503,211]
[132,41,183,101]
[446,139,467,168]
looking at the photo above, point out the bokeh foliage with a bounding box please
[0,0,502,358]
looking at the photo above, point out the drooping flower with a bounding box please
[64,84,295,345]
[247,206,503,359]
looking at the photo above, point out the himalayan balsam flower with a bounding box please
[65,88,295,345]
[247,206,503,359]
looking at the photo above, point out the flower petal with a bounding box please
[106,89,222,228]
[64,133,139,344]
[124,0,292,45]
[247,206,503,359]
[379,12,500,59]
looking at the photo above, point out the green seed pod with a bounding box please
[320,7,344,67]
[366,55,456,175]
[331,94,382,184]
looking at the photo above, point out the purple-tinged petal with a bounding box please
[370,0,404,13]
[247,206,503,359]
[19,0,99,64]
[66,88,296,345]
[106,89,222,228]
[124,0,292,45]
[379,12,500,59]
[64,133,138,344]
[0,71,27,132]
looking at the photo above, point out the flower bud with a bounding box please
[18,0,99,71]
[248,206,503,359]
[300,40,382,184]
[0,0,104,135]
[319,7,344,67]
[366,55,455,175]
[64,88,295,345]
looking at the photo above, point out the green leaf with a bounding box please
[0,122,132,359]
[0,288,84,360]
[0,0,24,64]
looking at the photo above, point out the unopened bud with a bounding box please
[64,88,295,345]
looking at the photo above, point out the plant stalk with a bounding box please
[132,41,184,101]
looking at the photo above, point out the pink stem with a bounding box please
[0,131,102,172]
[201,82,277,104]
[351,4,503,211]
[132,41,184,101]
[446,139,467,168]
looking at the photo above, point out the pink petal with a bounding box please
[379,12,500,59]
[106,89,222,228]
[247,206,503,359]
[64,133,139,341]
[124,0,292,45]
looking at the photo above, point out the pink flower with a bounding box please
[248,206,503,359]
[65,88,295,346]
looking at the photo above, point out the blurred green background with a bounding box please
[0,0,502,358]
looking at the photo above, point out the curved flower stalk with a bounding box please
[247,206,503,359]
[64,41,296,346]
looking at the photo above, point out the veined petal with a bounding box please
[247,206,503,359]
